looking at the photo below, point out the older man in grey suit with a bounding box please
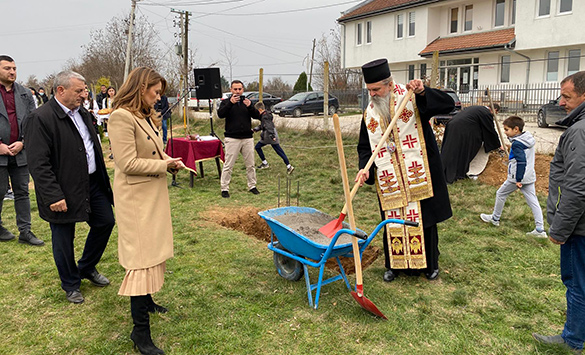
[0,55,43,245]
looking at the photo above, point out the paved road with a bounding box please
[192,111,564,155]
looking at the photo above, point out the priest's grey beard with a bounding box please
[371,94,391,122]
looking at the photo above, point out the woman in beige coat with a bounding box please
[109,67,184,355]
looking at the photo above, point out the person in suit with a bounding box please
[109,67,184,355]
[24,71,115,304]
[0,55,44,246]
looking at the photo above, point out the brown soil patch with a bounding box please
[201,206,379,275]
[478,152,552,194]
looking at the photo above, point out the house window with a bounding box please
[495,0,505,26]
[568,49,580,75]
[547,51,559,81]
[500,55,510,83]
[408,12,415,36]
[366,21,372,43]
[356,23,362,45]
[420,63,427,80]
[450,8,458,33]
[559,0,572,13]
[539,0,551,16]
[408,65,415,81]
[511,0,516,24]
[464,5,473,31]
[397,14,404,39]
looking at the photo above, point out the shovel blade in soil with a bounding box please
[319,213,346,238]
[350,290,387,320]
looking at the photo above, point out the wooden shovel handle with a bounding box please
[333,114,363,290]
[339,89,414,215]
[485,88,509,155]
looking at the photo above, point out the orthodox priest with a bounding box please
[355,58,455,282]
[441,105,502,184]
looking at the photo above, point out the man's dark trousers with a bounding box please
[0,156,31,232]
[49,173,114,292]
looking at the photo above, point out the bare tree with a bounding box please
[264,77,291,92]
[70,12,162,90]
[220,42,238,83]
[315,26,361,91]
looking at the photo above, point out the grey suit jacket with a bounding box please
[0,82,35,166]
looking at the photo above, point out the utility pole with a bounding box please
[171,8,191,132]
[259,68,263,103]
[123,0,139,81]
[308,38,316,89]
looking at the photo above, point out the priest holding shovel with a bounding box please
[355,59,454,282]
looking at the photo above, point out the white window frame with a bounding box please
[356,23,362,46]
[546,51,560,82]
[408,12,415,37]
[396,14,404,39]
[567,49,580,75]
[464,5,473,32]
[538,0,551,17]
[450,8,458,34]
[500,55,510,83]
[511,0,516,24]
[558,0,572,14]
[494,0,506,27]
[366,21,372,44]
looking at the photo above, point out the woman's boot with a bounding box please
[130,295,165,355]
[146,294,168,314]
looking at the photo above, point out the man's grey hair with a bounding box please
[380,76,393,86]
[53,71,85,92]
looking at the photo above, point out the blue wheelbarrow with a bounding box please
[258,206,416,309]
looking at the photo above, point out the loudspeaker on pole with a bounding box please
[194,68,222,100]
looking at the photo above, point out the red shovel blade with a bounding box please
[319,213,346,238]
[350,284,387,320]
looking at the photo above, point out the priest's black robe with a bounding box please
[357,87,454,273]
[440,106,501,184]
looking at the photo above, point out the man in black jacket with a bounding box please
[24,71,115,304]
[217,80,261,198]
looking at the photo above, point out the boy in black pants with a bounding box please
[253,102,294,174]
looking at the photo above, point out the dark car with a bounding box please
[273,91,339,117]
[537,96,567,128]
[431,88,462,124]
[242,92,282,111]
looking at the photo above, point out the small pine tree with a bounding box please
[293,72,313,93]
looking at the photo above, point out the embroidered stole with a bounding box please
[364,83,433,269]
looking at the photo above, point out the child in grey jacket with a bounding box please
[480,115,546,237]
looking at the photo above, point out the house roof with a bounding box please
[338,0,437,22]
[419,28,516,57]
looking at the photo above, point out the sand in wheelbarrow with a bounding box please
[201,206,379,275]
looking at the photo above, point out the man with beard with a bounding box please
[355,58,454,282]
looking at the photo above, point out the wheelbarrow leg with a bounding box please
[336,256,351,290]
[303,264,313,308]
[313,264,327,309]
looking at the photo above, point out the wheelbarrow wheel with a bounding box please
[273,242,304,281]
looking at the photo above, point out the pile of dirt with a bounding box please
[202,206,379,275]
[478,152,552,194]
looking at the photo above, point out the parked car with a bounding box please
[187,89,211,110]
[273,91,339,117]
[537,96,567,128]
[242,92,282,111]
[431,88,462,124]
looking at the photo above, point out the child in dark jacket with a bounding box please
[480,115,546,237]
[253,102,294,174]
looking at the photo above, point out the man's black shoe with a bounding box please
[425,269,440,280]
[221,191,230,198]
[82,270,110,287]
[532,333,582,354]
[18,231,44,246]
[249,187,260,195]
[383,269,396,282]
[0,226,15,241]
[66,289,84,304]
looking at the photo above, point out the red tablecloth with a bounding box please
[165,137,224,174]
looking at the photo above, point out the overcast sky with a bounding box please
[1,0,362,87]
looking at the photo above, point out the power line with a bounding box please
[190,0,361,17]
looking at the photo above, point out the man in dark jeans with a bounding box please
[0,55,43,246]
[155,95,170,144]
[25,71,115,304]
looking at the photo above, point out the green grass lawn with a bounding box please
[0,117,571,354]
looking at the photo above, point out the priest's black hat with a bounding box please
[361,58,391,84]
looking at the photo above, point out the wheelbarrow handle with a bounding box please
[353,230,368,240]
[403,220,419,227]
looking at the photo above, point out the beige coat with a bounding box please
[108,108,173,270]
